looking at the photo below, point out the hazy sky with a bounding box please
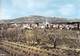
[0,0,80,20]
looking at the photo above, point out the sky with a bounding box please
[0,0,80,20]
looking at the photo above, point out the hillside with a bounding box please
[0,16,69,23]
[0,16,80,24]
[10,16,69,23]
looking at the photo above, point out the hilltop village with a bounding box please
[0,21,80,31]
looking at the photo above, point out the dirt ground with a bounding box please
[0,49,10,56]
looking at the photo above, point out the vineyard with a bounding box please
[0,28,80,56]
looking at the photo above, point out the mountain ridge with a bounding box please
[0,15,80,23]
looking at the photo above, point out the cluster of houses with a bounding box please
[0,21,80,30]
[21,22,80,30]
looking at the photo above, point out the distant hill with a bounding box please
[0,15,80,23]
[11,15,69,23]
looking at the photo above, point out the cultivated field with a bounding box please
[0,28,80,56]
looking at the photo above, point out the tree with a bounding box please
[48,34,57,48]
